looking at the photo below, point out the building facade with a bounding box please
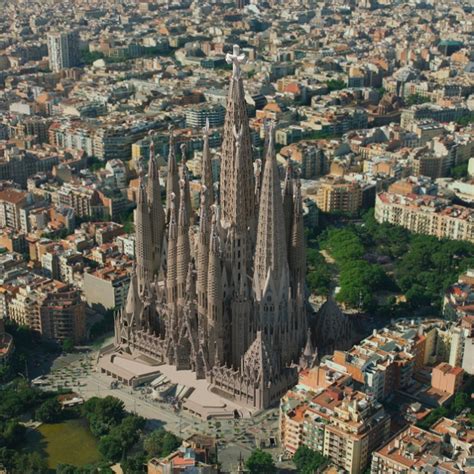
[316,178,363,214]
[109,46,308,410]
[375,192,474,243]
[47,31,80,72]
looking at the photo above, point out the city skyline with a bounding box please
[0,0,472,473]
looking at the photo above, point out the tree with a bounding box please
[62,338,75,353]
[13,451,49,473]
[56,465,79,474]
[82,396,126,437]
[98,433,124,462]
[245,449,276,474]
[293,445,329,474]
[452,392,468,414]
[121,454,146,474]
[327,79,346,91]
[35,398,62,423]
[80,50,105,65]
[450,162,468,179]
[406,94,430,106]
[99,415,145,462]
[307,269,331,295]
[57,462,115,474]
[144,428,181,458]
[0,419,26,448]
[0,379,45,418]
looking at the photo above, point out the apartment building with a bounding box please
[83,262,132,310]
[185,104,225,129]
[280,142,328,179]
[302,107,368,136]
[57,183,103,219]
[0,147,58,186]
[375,192,474,243]
[7,276,86,343]
[0,188,30,232]
[47,31,80,72]
[371,423,470,473]
[0,319,14,367]
[315,177,363,214]
[323,319,456,401]
[448,316,474,374]
[431,362,463,395]
[93,120,159,161]
[40,286,86,343]
[280,376,390,474]
[323,392,390,474]
[400,104,470,129]
[10,116,52,144]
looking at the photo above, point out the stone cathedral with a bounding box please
[113,45,309,410]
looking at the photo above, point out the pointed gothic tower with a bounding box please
[207,210,225,367]
[252,126,291,366]
[176,179,191,307]
[166,134,179,223]
[202,118,214,214]
[253,127,289,302]
[166,193,178,345]
[220,45,256,283]
[282,160,294,253]
[147,141,166,278]
[179,143,193,224]
[289,176,306,296]
[135,179,153,295]
[110,44,308,412]
[196,189,210,328]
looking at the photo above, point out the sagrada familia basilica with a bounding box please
[112,45,310,410]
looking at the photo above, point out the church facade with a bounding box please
[113,45,308,410]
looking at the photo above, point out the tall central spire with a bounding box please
[219,45,255,231]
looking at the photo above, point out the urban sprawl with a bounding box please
[0,0,473,473]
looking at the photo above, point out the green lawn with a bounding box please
[25,418,101,468]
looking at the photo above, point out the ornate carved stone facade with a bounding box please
[113,46,308,410]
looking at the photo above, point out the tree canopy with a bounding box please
[82,396,126,437]
[35,398,62,423]
[143,428,181,458]
[98,415,145,462]
[311,209,474,314]
[293,445,329,474]
[245,449,276,474]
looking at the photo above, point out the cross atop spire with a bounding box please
[226,44,246,80]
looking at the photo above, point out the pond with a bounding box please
[25,418,101,469]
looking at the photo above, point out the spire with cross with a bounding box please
[226,44,246,80]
